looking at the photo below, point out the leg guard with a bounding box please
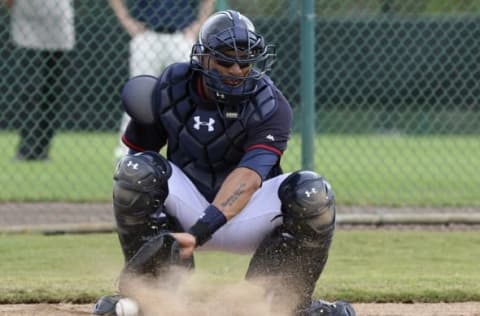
[114,152,194,278]
[246,171,336,313]
[113,151,172,261]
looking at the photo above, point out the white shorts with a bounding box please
[164,163,290,254]
[129,30,193,77]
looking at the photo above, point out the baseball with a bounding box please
[115,297,140,316]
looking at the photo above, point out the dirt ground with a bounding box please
[0,302,480,316]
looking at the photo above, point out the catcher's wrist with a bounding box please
[188,204,227,246]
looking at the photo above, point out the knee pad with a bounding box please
[113,151,172,226]
[278,171,336,245]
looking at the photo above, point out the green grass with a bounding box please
[1,131,480,206]
[0,230,478,304]
[282,133,480,206]
[1,132,117,201]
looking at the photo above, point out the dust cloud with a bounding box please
[119,267,296,316]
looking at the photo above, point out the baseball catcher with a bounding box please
[94,9,355,316]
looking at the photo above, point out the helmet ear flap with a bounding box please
[191,43,209,70]
[190,43,203,63]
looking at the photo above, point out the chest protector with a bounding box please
[152,63,278,201]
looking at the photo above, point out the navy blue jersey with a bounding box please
[123,62,292,201]
[129,0,198,32]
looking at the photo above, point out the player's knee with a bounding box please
[113,151,171,225]
[278,171,336,244]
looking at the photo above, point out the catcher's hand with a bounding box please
[171,232,196,259]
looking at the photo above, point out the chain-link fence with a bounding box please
[1,0,479,210]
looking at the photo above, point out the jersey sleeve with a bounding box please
[244,88,293,155]
[238,148,279,180]
[122,119,167,152]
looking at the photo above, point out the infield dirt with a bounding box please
[1,302,480,316]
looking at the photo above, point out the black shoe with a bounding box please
[93,295,122,316]
[300,299,356,316]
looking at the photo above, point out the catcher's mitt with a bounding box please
[123,232,190,275]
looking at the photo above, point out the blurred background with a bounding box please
[0,0,479,221]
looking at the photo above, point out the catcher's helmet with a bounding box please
[191,10,276,103]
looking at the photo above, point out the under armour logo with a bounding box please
[193,116,215,132]
[126,160,139,170]
[305,188,317,197]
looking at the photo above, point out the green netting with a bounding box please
[0,0,479,206]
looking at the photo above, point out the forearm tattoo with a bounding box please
[220,183,246,208]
